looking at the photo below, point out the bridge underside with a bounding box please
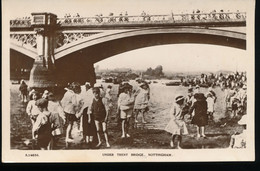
[75,32,246,64]
[54,32,245,86]
[10,49,34,80]
[10,30,246,87]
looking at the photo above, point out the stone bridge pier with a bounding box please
[28,13,96,89]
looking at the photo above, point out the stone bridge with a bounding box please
[10,11,246,88]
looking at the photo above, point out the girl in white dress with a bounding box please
[165,95,188,149]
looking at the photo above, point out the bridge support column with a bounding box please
[55,51,96,87]
[28,13,57,89]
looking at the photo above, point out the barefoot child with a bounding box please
[165,95,188,148]
[118,83,135,138]
[26,90,41,139]
[134,82,150,124]
[89,87,110,148]
[60,82,83,146]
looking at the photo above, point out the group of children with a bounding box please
[26,89,65,150]
[224,84,247,117]
[165,85,218,149]
[24,80,150,149]
[117,82,150,138]
[22,79,246,150]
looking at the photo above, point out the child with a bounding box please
[32,98,52,150]
[61,82,83,145]
[118,83,135,138]
[47,92,66,149]
[104,85,113,122]
[77,82,96,148]
[185,88,194,108]
[165,95,188,148]
[189,93,208,138]
[42,90,49,99]
[229,114,247,148]
[19,79,28,102]
[206,92,215,121]
[89,87,110,148]
[134,82,150,124]
[26,90,41,138]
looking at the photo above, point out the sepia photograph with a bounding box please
[2,0,255,162]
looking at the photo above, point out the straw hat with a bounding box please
[206,92,213,97]
[175,95,184,103]
[94,83,102,88]
[242,85,247,89]
[43,90,49,95]
[188,88,193,93]
[122,83,132,91]
[140,82,148,88]
[35,98,48,108]
[85,82,91,86]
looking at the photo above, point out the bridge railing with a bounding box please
[10,12,246,28]
[57,12,246,26]
[10,19,31,27]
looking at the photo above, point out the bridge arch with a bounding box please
[10,43,37,60]
[54,27,246,63]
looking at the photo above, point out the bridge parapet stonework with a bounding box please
[57,12,246,26]
[10,11,246,28]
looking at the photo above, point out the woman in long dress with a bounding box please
[165,95,188,149]
[189,93,208,138]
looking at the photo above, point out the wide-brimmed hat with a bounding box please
[188,88,193,93]
[43,90,49,95]
[85,82,91,86]
[94,83,102,88]
[140,82,148,88]
[122,83,132,91]
[206,92,213,97]
[242,85,247,89]
[195,85,200,89]
[175,95,184,103]
[29,89,39,99]
[35,98,48,108]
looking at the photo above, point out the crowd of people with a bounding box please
[18,71,247,149]
[19,79,151,149]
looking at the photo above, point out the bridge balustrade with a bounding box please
[57,12,246,26]
[10,11,246,28]
[10,19,31,27]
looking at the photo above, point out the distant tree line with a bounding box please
[144,65,164,78]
